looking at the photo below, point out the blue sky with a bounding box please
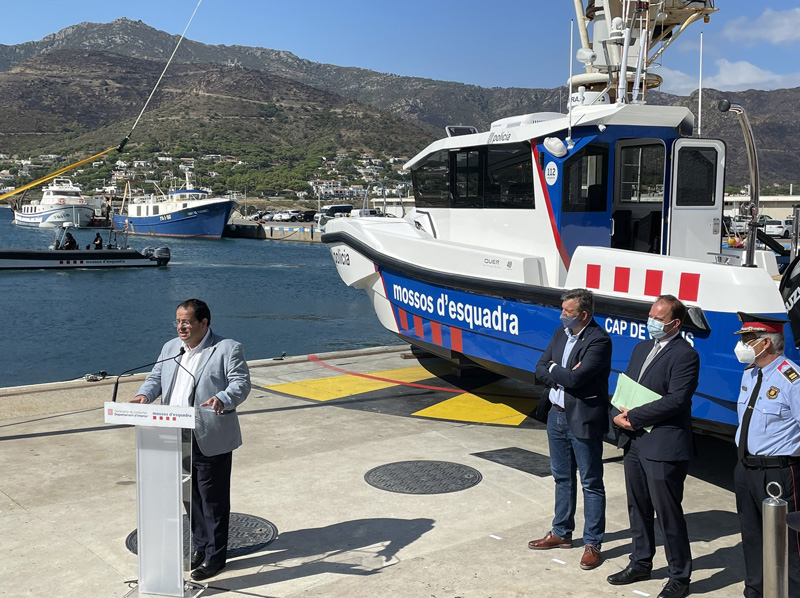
[3,1,799,95]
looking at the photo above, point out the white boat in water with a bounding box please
[322,0,798,437]
[13,177,95,228]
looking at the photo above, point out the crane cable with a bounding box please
[119,0,203,150]
[0,0,203,204]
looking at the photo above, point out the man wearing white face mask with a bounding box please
[608,295,699,598]
[733,312,800,598]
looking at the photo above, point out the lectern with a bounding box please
[105,402,204,597]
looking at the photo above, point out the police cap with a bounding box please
[733,311,788,335]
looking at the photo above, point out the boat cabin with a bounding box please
[406,104,726,285]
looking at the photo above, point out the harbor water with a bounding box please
[0,208,400,387]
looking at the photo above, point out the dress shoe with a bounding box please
[191,560,226,581]
[657,579,690,598]
[527,531,573,549]
[607,565,651,585]
[580,544,602,570]
[190,551,205,570]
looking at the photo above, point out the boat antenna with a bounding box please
[698,31,704,138]
[566,19,575,150]
[118,0,203,152]
[616,0,633,103]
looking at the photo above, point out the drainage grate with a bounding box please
[125,512,278,558]
[364,460,482,494]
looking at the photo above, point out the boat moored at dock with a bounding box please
[112,173,237,238]
[12,177,95,228]
[322,0,795,437]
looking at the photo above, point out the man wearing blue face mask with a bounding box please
[529,288,612,571]
[732,312,800,598]
[608,295,699,598]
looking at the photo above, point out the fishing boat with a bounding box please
[12,177,95,228]
[322,0,799,437]
[112,172,237,238]
[0,223,171,270]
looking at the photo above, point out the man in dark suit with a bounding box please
[132,298,251,582]
[608,294,699,598]
[528,288,612,570]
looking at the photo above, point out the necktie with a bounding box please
[737,369,763,462]
[638,342,662,381]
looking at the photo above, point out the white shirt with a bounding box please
[171,328,212,407]
[549,326,582,408]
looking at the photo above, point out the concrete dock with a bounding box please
[0,346,747,597]
[224,215,321,242]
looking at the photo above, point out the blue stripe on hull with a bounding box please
[379,267,799,431]
[112,202,234,238]
[14,207,94,227]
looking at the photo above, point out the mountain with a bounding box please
[0,50,437,194]
[0,18,798,187]
[0,18,565,134]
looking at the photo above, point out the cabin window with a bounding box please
[153,206,159,216]
[136,206,142,217]
[617,142,665,204]
[563,144,608,212]
[412,150,450,208]
[452,150,482,208]
[675,147,717,206]
[484,144,534,209]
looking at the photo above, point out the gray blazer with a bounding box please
[136,331,251,456]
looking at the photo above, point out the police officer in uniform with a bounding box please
[733,312,800,598]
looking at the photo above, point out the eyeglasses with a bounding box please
[173,319,196,328]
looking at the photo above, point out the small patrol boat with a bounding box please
[0,223,171,270]
[322,0,798,437]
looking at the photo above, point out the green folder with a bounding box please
[611,373,662,433]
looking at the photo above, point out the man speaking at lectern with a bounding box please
[131,298,251,581]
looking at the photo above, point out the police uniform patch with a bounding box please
[767,386,780,399]
[778,360,800,383]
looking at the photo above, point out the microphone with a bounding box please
[170,350,198,407]
[111,348,185,403]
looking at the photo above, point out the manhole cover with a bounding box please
[364,460,482,494]
[125,512,278,558]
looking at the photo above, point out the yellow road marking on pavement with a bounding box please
[265,365,451,401]
[412,382,534,426]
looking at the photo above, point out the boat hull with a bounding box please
[0,249,169,270]
[112,201,236,238]
[323,231,797,437]
[14,206,95,228]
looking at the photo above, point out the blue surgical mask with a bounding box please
[647,317,675,340]
[560,314,581,330]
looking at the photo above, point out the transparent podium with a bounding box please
[105,402,204,597]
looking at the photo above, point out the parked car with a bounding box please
[273,209,303,222]
[731,214,769,234]
[300,210,317,222]
[314,204,353,225]
[765,219,794,238]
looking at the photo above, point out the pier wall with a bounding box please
[223,218,321,242]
